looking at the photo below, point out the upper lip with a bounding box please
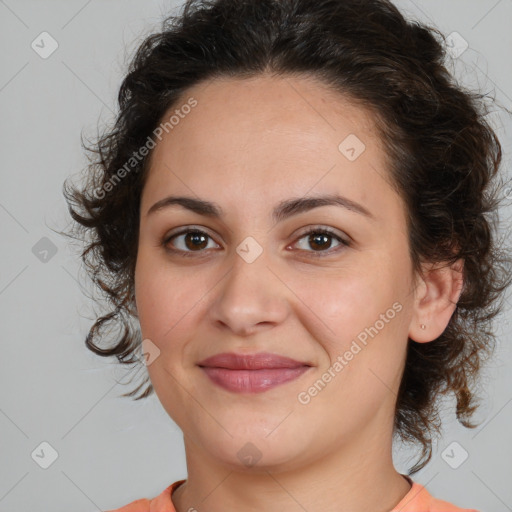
[197,352,311,370]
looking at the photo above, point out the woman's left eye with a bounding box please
[292,227,350,257]
[162,226,349,258]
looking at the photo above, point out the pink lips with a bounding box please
[197,352,312,393]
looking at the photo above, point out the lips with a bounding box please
[197,352,312,393]
[197,352,310,370]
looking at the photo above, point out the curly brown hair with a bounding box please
[62,0,512,474]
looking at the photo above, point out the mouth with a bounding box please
[197,352,313,393]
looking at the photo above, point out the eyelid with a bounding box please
[293,224,350,243]
[163,225,221,244]
[164,225,220,241]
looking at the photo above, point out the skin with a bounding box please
[134,73,464,512]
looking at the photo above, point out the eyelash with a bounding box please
[161,226,350,259]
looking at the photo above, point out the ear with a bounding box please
[408,258,464,343]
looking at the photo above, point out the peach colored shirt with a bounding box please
[107,475,479,512]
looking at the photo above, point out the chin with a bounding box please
[199,432,308,473]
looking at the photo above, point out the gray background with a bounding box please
[0,1,511,511]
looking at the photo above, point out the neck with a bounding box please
[172,426,412,512]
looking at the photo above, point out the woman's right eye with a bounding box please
[162,229,220,257]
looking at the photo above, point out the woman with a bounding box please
[63,0,511,510]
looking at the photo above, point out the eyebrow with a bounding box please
[146,193,375,223]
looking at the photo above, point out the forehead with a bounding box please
[142,73,403,226]
[161,73,382,155]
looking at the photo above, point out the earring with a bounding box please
[420,324,426,330]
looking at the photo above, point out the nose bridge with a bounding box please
[210,236,288,334]
[226,237,274,303]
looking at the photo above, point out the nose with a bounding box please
[208,247,290,337]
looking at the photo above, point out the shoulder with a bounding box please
[392,478,479,512]
[104,497,151,512]
[429,493,479,512]
[104,479,186,512]
[430,496,479,512]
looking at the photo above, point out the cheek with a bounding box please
[319,274,409,399]
[134,253,200,344]
[291,264,398,350]
[295,262,409,402]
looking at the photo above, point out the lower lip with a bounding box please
[199,366,311,393]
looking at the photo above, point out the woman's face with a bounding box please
[135,74,418,471]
